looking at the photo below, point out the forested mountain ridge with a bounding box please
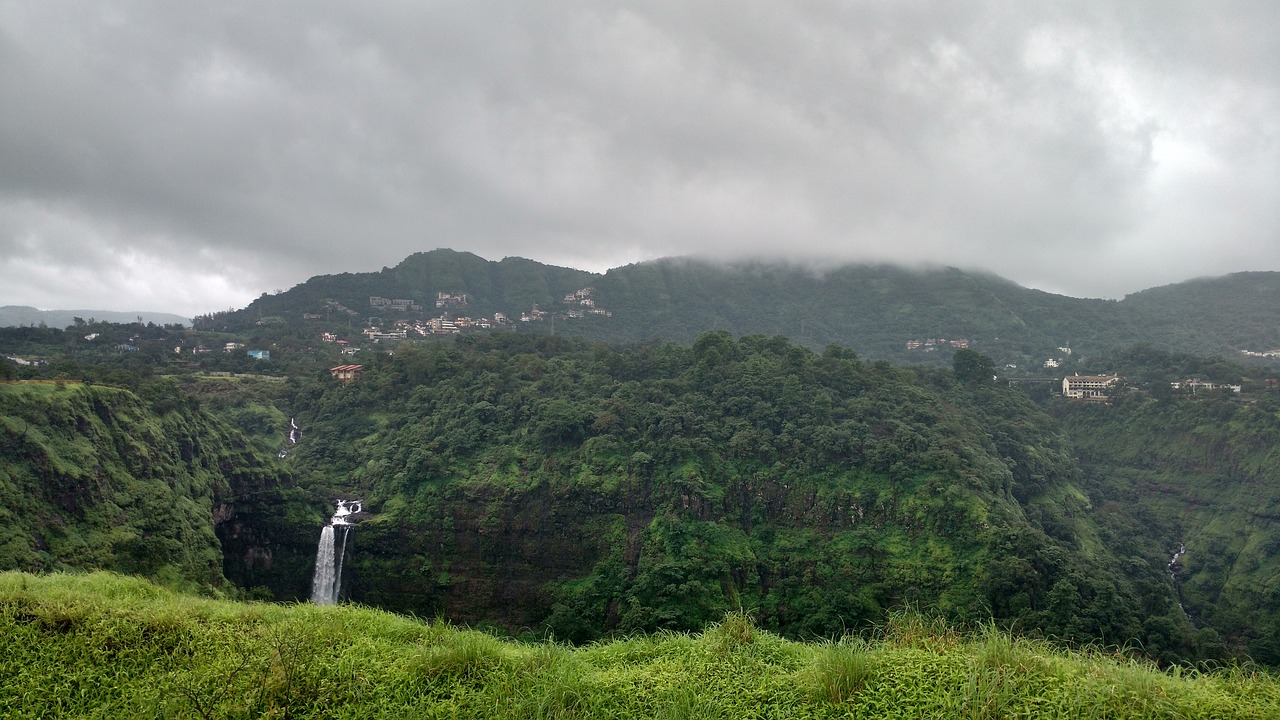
[217,251,597,326]
[1119,272,1280,356]
[208,249,1280,367]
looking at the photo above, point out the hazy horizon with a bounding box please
[3,2,1277,316]
[4,249,1269,319]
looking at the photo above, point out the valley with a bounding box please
[1,250,1279,674]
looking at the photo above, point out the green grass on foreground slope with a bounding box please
[3,572,1278,719]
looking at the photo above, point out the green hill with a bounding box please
[210,250,597,328]
[0,305,190,328]
[582,260,1133,363]
[3,571,1277,719]
[1119,272,1280,357]
[203,249,1279,369]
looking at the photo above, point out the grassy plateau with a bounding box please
[3,572,1279,719]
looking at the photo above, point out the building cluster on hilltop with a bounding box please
[1061,373,1247,400]
[370,296,424,312]
[357,289,614,328]
[904,338,969,351]
[1170,379,1242,394]
[360,314,511,341]
[435,292,467,309]
[559,286,613,317]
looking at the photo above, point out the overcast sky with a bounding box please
[2,2,1278,317]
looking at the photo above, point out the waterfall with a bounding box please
[311,525,338,604]
[1168,542,1191,621]
[280,418,301,459]
[334,524,349,596]
[310,499,361,605]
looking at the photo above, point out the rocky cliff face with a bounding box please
[213,468,320,601]
[347,483,627,628]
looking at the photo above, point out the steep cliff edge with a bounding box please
[1052,390,1280,663]
[0,380,301,593]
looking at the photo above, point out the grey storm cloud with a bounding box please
[1,1,1278,316]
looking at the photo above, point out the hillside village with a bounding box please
[5,263,1278,401]
[4,306,1277,401]
[308,288,615,354]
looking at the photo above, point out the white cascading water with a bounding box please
[1168,542,1188,617]
[310,499,361,605]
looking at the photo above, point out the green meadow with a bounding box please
[3,571,1278,719]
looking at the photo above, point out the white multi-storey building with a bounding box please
[1062,374,1120,399]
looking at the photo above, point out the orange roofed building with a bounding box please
[330,364,364,384]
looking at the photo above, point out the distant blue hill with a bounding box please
[0,306,190,328]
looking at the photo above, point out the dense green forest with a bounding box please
[1046,378,1280,662]
[197,333,1208,665]
[2,329,1279,667]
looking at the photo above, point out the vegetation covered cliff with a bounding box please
[2,251,1278,671]
[1049,375,1280,663]
[0,379,300,593]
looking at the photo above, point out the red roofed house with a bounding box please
[330,365,363,384]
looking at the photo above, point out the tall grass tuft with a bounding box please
[405,630,513,686]
[808,640,878,704]
[702,609,756,656]
[877,608,960,653]
[655,686,724,719]
[517,656,596,719]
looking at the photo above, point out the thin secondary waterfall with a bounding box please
[311,499,361,605]
[1168,542,1188,617]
